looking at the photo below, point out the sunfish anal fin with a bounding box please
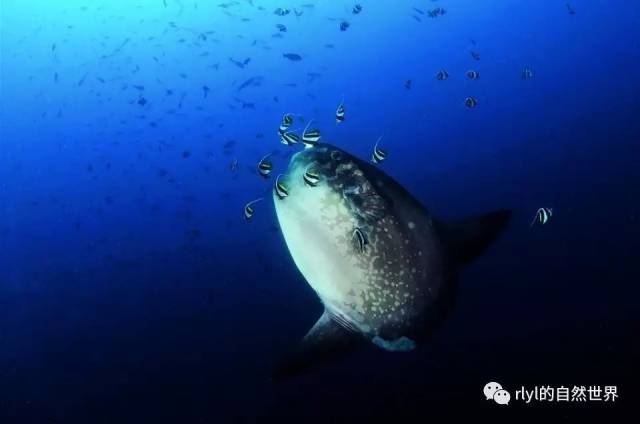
[273,310,364,380]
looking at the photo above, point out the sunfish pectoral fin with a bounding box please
[273,310,365,380]
[436,209,511,265]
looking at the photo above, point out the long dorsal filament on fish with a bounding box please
[335,94,345,123]
[279,112,295,134]
[301,119,321,148]
[274,174,289,199]
[280,131,300,146]
[371,136,387,164]
[530,207,553,227]
[303,163,321,187]
[243,197,263,220]
[258,153,273,178]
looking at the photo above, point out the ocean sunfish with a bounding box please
[273,143,510,378]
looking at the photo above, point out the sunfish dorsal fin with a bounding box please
[273,310,365,380]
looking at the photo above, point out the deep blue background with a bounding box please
[1,1,638,422]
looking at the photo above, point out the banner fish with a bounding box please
[530,207,553,227]
[466,70,480,80]
[302,120,321,148]
[279,113,293,134]
[275,174,289,199]
[436,69,449,80]
[371,137,387,164]
[258,154,273,178]
[336,101,345,123]
[280,131,300,146]
[244,198,263,220]
[303,165,321,187]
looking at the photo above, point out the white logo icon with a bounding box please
[483,382,503,400]
[494,389,511,405]
[484,382,510,405]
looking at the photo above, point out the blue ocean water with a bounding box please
[1,0,638,422]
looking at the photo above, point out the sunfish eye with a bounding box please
[343,186,361,196]
[330,150,342,161]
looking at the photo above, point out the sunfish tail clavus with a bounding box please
[273,143,511,379]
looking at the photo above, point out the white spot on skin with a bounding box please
[408,222,415,229]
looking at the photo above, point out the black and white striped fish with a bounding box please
[229,158,239,172]
[336,102,345,123]
[274,175,289,199]
[279,113,293,134]
[530,207,552,227]
[280,131,300,146]
[371,137,387,164]
[244,198,263,220]
[257,154,273,178]
[464,97,478,108]
[436,69,449,80]
[302,120,321,148]
[521,67,533,80]
[466,70,480,80]
[303,166,321,187]
[352,227,368,253]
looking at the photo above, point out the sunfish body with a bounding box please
[273,144,510,377]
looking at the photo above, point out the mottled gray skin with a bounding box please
[274,144,452,348]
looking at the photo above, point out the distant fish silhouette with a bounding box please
[521,67,534,80]
[283,53,302,61]
[274,7,290,16]
[229,57,251,68]
[566,2,576,15]
[464,97,478,108]
[237,76,263,91]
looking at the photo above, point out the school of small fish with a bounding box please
[28,0,558,232]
